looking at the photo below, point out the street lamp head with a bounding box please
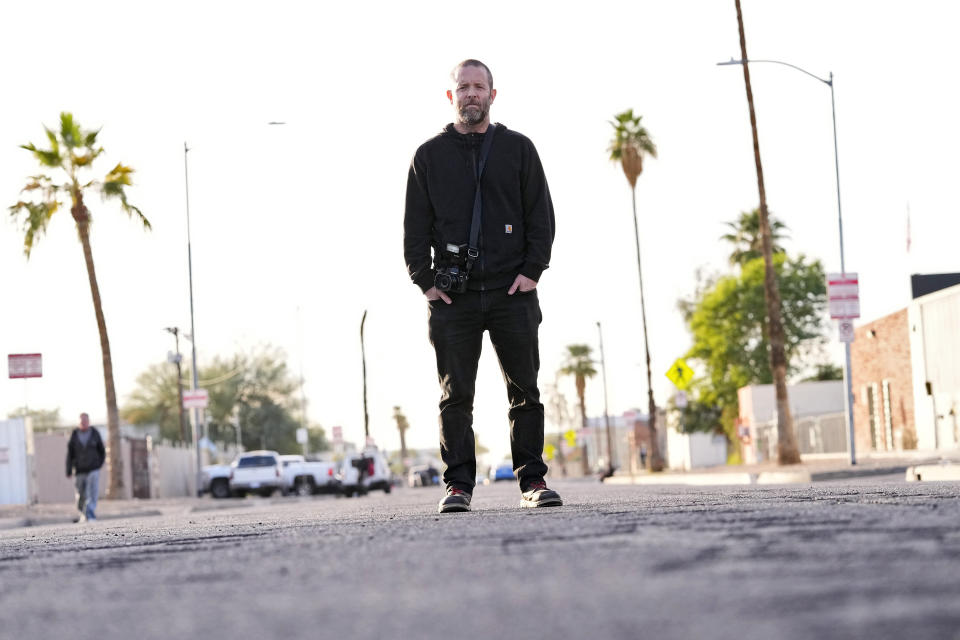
[164,326,178,336]
[717,58,746,66]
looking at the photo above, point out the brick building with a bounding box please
[850,309,918,453]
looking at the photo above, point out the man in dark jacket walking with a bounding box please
[66,412,105,521]
[404,59,561,513]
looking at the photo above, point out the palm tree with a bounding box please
[559,344,596,431]
[608,109,665,471]
[392,406,409,469]
[559,344,598,471]
[720,209,789,267]
[9,112,150,497]
[733,0,801,464]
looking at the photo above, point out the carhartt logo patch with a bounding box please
[505,224,513,234]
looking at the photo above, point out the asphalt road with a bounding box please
[1,478,959,640]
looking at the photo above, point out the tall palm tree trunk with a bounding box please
[74,201,124,497]
[630,187,665,471]
[735,0,800,464]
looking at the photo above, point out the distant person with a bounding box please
[404,59,560,513]
[65,413,105,522]
[640,443,648,469]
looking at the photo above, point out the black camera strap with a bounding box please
[465,123,497,276]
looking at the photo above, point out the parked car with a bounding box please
[229,450,284,497]
[407,464,440,487]
[200,464,233,499]
[338,448,392,496]
[490,460,515,482]
[279,454,339,496]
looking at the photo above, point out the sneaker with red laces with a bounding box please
[438,487,472,513]
[520,481,562,508]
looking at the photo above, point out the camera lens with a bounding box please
[436,274,451,291]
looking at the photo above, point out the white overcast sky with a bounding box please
[2,1,958,464]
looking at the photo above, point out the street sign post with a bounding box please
[838,318,855,343]
[182,388,209,409]
[665,358,694,390]
[827,272,859,466]
[827,273,860,320]
[8,354,42,379]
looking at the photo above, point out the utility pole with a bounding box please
[596,321,616,478]
[164,327,187,443]
[184,142,204,493]
[360,310,370,442]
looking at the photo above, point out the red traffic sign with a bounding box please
[8,353,42,379]
[182,388,209,409]
[827,273,860,319]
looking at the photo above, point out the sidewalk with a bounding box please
[603,450,960,486]
[0,496,255,531]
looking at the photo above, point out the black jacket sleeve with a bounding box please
[519,139,555,282]
[95,430,106,470]
[404,151,437,293]
[66,432,75,477]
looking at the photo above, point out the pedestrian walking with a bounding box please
[66,413,105,522]
[404,59,560,513]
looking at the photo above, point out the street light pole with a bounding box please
[183,142,203,494]
[596,321,616,478]
[164,327,187,443]
[717,57,857,465]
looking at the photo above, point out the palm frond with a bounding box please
[8,200,61,257]
[20,142,63,168]
[101,164,150,229]
[59,112,84,149]
[71,147,104,167]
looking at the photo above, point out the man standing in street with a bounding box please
[66,412,105,522]
[404,59,560,513]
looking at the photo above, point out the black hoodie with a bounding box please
[66,427,106,475]
[404,123,555,292]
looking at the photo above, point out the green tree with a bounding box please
[9,113,149,497]
[720,208,789,267]
[122,363,185,443]
[7,407,62,430]
[802,363,844,382]
[608,109,664,471]
[559,344,597,431]
[123,346,316,455]
[679,254,828,447]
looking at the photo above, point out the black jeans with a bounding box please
[428,286,548,493]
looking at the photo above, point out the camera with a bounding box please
[434,243,473,293]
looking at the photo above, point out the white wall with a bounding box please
[666,425,727,471]
[0,418,36,505]
[910,283,960,450]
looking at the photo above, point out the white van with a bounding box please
[338,448,392,496]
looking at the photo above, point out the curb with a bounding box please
[0,509,163,531]
[603,464,914,487]
[905,464,960,482]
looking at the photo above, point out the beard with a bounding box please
[457,99,490,126]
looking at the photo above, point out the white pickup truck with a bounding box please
[229,450,285,497]
[338,448,392,497]
[279,454,340,496]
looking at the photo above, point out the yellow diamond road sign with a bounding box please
[665,358,694,390]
